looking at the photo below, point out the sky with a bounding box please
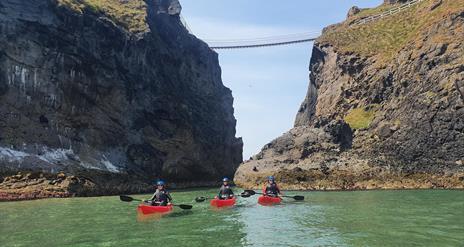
[181,0,383,159]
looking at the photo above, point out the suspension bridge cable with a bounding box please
[203,32,320,49]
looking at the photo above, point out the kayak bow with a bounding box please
[137,204,173,214]
[258,195,282,205]
[210,197,236,207]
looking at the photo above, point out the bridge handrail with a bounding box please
[352,0,424,26]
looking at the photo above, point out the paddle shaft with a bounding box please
[196,194,249,202]
[120,195,192,209]
[243,190,303,200]
[143,201,188,209]
[200,195,244,200]
[249,191,283,197]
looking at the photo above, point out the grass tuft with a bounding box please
[56,0,148,33]
[344,105,378,130]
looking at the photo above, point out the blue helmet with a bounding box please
[222,177,230,182]
[156,180,165,186]
[267,176,275,181]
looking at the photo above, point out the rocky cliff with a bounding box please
[0,0,242,200]
[235,0,464,190]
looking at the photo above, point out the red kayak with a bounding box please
[210,197,236,207]
[258,195,282,205]
[137,204,173,214]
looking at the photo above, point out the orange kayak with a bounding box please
[210,197,236,207]
[258,195,282,205]
[137,204,173,214]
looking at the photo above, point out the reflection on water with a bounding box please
[1,189,463,247]
[136,210,196,222]
[237,195,346,246]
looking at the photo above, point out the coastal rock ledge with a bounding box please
[235,0,464,190]
[0,0,243,201]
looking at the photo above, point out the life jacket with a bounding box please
[265,183,280,195]
[219,184,233,198]
[155,189,170,202]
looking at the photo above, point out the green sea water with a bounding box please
[0,189,463,247]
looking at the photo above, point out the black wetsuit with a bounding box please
[264,183,281,197]
[148,189,172,206]
[218,184,234,199]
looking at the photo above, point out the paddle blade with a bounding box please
[243,190,256,195]
[177,204,193,210]
[240,192,251,198]
[119,195,134,202]
[293,196,304,201]
[195,197,207,202]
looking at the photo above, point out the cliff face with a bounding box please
[0,0,242,200]
[235,0,464,190]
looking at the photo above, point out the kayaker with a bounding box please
[144,180,172,206]
[262,176,282,197]
[217,177,234,200]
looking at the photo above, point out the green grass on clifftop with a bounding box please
[344,105,378,130]
[355,3,402,19]
[57,0,148,33]
[319,0,464,63]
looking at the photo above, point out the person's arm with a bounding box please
[276,185,282,196]
[166,191,172,203]
[218,185,225,198]
[262,185,267,195]
[218,185,225,194]
[149,190,159,201]
[224,186,234,198]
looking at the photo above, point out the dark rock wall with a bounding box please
[0,0,242,195]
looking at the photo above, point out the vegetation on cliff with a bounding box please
[56,0,148,33]
[344,105,378,130]
[319,0,464,63]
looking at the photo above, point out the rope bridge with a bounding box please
[204,32,321,50]
[181,0,423,50]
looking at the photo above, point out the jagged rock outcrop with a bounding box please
[235,0,464,190]
[347,6,361,18]
[0,0,242,200]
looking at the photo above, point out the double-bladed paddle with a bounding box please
[243,190,304,201]
[194,196,209,202]
[119,195,193,209]
[194,193,251,203]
